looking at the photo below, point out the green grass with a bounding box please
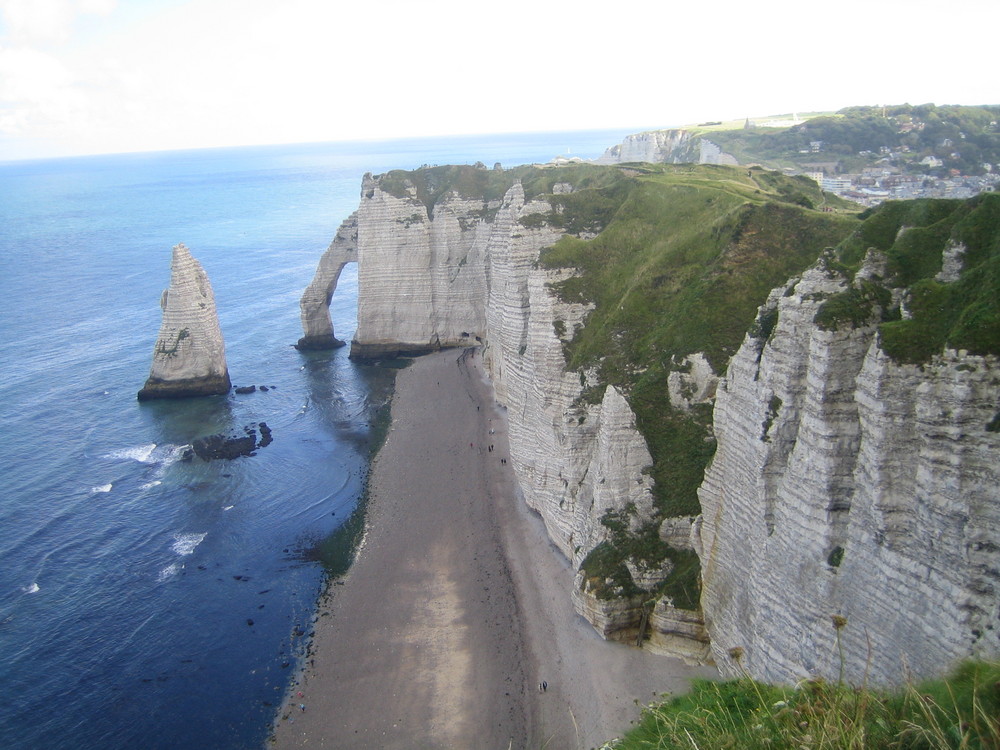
[608,658,1000,750]
[828,193,1000,363]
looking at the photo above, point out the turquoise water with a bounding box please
[0,130,631,749]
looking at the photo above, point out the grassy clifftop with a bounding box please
[536,163,859,518]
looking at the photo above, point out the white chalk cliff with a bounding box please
[302,167,999,679]
[351,173,488,358]
[595,129,736,166]
[302,167,704,654]
[139,243,230,400]
[696,255,1000,684]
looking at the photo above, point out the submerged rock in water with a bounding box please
[138,243,231,400]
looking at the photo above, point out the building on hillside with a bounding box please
[821,176,853,193]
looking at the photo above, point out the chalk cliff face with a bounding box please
[595,130,693,164]
[346,170,653,561]
[351,173,489,358]
[696,254,1000,684]
[138,243,230,400]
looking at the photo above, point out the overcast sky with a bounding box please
[0,0,996,161]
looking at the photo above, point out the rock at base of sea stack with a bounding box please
[294,333,346,351]
[138,243,231,400]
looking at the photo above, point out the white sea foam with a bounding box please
[23,582,40,594]
[171,532,207,556]
[141,480,162,490]
[157,564,179,582]
[106,443,157,463]
[158,443,189,465]
[91,483,113,493]
[222,505,234,511]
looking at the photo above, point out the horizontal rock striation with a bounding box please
[350,173,489,359]
[697,255,1000,685]
[138,243,230,400]
[296,212,358,350]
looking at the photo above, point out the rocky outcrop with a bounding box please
[696,255,1000,685]
[138,243,230,400]
[186,422,272,460]
[304,166,999,683]
[296,212,358,350]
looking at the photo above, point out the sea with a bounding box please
[0,128,632,749]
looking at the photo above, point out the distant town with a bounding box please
[806,162,999,208]
[695,106,1000,208]
[763,114,999,207]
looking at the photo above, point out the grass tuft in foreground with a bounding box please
[605,620,999,750]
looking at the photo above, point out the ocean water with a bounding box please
[0,129,631,749]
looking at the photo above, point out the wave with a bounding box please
[158,444,190,466]
[105,443,158,463]
[157,563,179,582]
[104,443,189,466]
[171,532,207,556]
[91,483,113,494]
[140,480,162,490]
[22,582,39,594]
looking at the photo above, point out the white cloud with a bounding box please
[0,0,997,159]
[0,0,116,45]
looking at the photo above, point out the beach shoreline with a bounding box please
[271,347,714,749]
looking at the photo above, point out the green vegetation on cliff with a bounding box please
[537,164,858,606]
[539,163,858,519]
[827,192,1000,362]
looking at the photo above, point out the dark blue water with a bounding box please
[0,129,631,749]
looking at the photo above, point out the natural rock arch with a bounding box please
[295,211,358,350]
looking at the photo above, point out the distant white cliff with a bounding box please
[138,243,230,400]
[595,129,737,166]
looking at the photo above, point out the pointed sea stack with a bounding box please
[137,243,231,400]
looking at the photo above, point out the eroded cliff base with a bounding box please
[349,337,475,361]
[137,374,232,401]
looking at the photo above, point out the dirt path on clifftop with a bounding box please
[272,348,713,749]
